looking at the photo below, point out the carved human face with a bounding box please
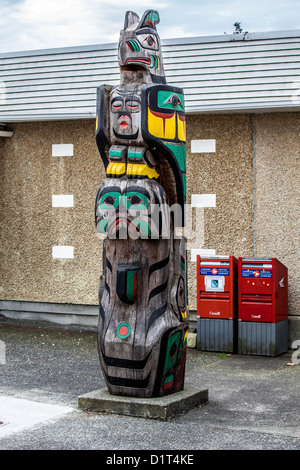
[95,179,170,239]
[110,87,142,142]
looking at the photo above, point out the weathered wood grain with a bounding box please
[94,9,188,397]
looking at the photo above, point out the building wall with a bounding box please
[186,114,254,310]
[0,114,299,319]
[0,120,103,305]
[255,113,300,316]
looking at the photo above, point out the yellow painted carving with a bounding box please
[148,108,164,138]
[181,310,188,320]
[177,115,186,142]
[164,114,176,140]
[127,163,159,179]
[148,109,176,140]
[106,162,126,176]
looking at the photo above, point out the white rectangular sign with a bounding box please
[52,144,74,157]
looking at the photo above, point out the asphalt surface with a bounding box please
[0,315,299,452]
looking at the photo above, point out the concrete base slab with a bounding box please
[78,387,208,421]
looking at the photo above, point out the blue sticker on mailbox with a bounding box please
[200,267,229,276]
[242,269,272,278]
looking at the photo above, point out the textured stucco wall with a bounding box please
[186,114,254,309]
[0,120,104,305]
[0,114,299,318]
[255,113,300,316]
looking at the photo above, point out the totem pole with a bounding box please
[95,10,188,398]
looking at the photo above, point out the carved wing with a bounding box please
[141,84,187,226]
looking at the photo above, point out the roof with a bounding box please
[1,30,300,122]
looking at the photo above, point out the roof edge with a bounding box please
[0,29,299,59]
[162,29,300,46]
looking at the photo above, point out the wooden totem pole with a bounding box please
[95,9,188,398]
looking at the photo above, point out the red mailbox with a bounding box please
[238,257,288,356]
[196,255,238,352]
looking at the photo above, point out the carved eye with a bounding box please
[104,196,116,206]
[137,33,159,50]
[127,104,138,110]
[112,99,123,111]
[166,94,183,108]
[128,195,143,206]
[144,35,156,47]
[125,192,149,210]
[126,100,140,112]
[147,36,154,46]
[99,192,120,210]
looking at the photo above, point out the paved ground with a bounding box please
[0,315,299,451]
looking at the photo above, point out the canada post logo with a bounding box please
[242,269,272,278]
[200,267,229,276]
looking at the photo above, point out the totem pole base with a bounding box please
[78,387,208,421]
